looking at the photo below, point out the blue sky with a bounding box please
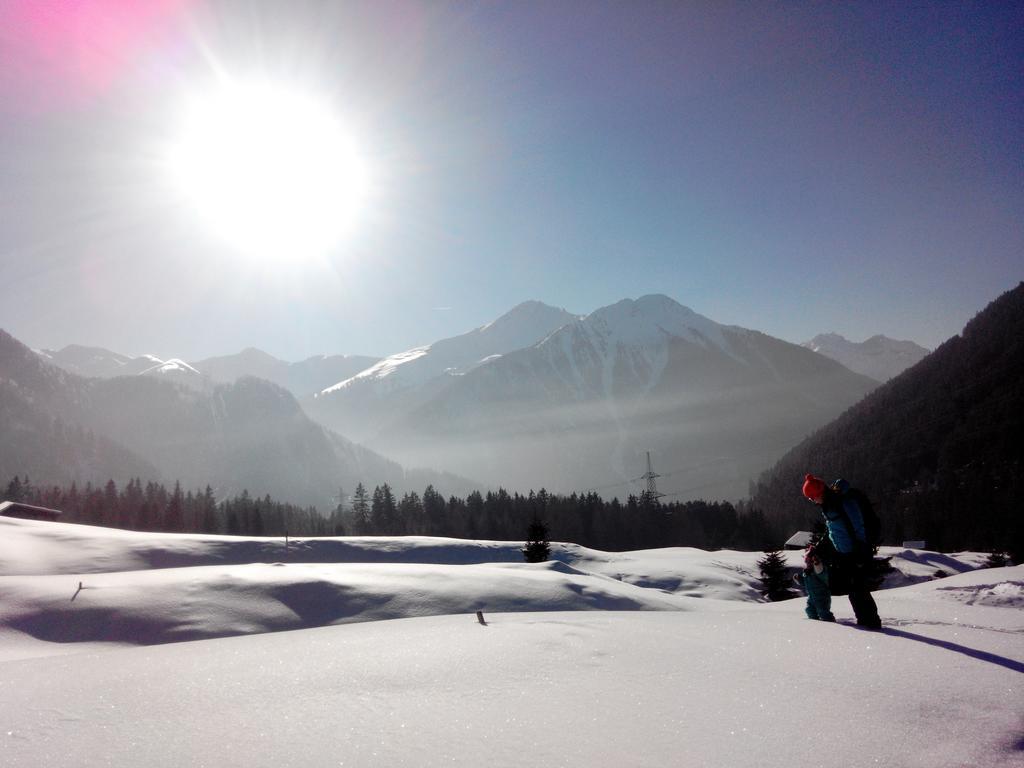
[1,1,1021,359]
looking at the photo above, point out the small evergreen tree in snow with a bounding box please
[757,549,795,602]
[866,553,895,590]
[523,517,550,563]
[984,550,1010,568]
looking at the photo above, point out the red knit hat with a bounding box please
[802,474,826,503]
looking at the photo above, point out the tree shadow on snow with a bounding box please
[881,627,1024,674]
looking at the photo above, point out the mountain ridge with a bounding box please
[308,300,580,442]
[3,330,468,506]
[802,332,929,382]
[36,344,380,399]
[355,295,878,500]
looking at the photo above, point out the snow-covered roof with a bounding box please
[0,500,62,521]
[784,531,813,549]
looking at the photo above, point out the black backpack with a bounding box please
[832,480,882,548]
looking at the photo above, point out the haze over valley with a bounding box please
[8,292,897,504]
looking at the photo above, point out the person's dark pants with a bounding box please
[831,554,882,628]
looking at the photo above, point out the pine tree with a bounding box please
[165,481,184,532]
[103,479,119,528]
[352,482,370,534]
[4,475,25,503]
[464,490,483,538]
[398,491,424,535]
[330,487,347,535]
[200,485,218,533]
[522,517,550,563]
[370,484,397,534]
[984,550,1009,568]
[757,550,795,602]
[422,485,446,536]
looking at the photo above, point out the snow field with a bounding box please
[0,517,1020,767]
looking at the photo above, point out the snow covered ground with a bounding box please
[1,517,1020,767]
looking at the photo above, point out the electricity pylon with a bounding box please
[640,451,665,507]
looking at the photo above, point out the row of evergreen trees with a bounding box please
[3,476,336,537]
[3,475,779,551]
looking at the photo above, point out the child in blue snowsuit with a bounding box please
[798,546,835,622]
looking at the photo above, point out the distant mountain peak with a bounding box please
[582,294,733,353]
[33,344,134,378]
[806,332,844,347]
[479,299,578,334]
[321,301,579,397]
[803,332,929,382]
[233,347,282,362]
[53,343,132,360]
[328,347,430,390]
[507,298,562,313]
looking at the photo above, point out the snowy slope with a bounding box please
[38,344,383,398]
[0,518,1019,768]
[307,300,579,441]
[321,300,578,394]
[137,357,203,380]
[525,294,752,398]
[0,516,994,654]
[37,346,198,380]
[466,294,873,405]
[193,347,380,397]
[1,601,1020,768]
[804,332,930,382]
[35,344,135,377]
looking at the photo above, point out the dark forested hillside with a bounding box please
[0,331,159,485]
[750,283,1024,556]
[0,330,468,507]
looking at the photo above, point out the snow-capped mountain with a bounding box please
[38,346,205,386]
[38,344,380,398]
[510,295,745,399]
[4,330,468,506]
[324,300,579,393]
[37,344,142,378]
[308,300,580,441]
[363,295,878,500]
[194,348,379,397]
[140,358,199,376]
[3,334,160,485]
[136,357,205,388]
[803,333,929,382]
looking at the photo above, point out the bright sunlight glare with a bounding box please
[166,80,368,259]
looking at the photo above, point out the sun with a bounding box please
[166,80,368,258]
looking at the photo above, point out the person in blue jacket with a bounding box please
[802,474,882,629]
[796,544,835,621]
